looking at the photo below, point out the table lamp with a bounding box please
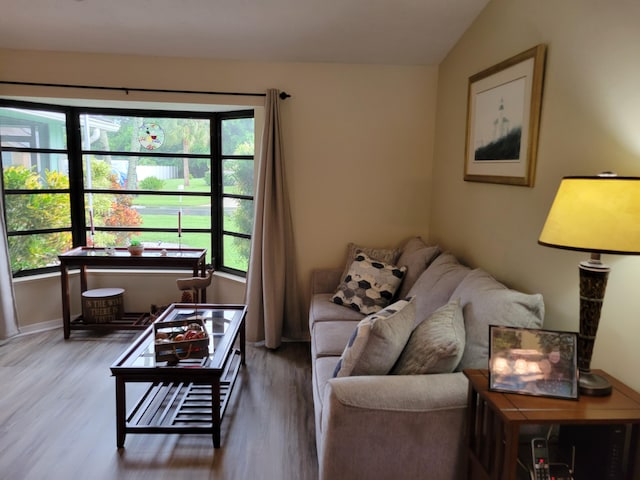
[538,175,640,396]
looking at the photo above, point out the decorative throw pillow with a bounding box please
[391,298,465,375]
[340,242,401,284]
[333,297,416,377]
[332,252,407,314]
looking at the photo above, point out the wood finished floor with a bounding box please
[0,329,318,480]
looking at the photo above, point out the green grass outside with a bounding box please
[111,177,249,270]
[135,178,211,207]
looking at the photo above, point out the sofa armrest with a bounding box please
[319,372,469,480]
[310,268,343,295]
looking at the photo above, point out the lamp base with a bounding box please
[579,371,612,396]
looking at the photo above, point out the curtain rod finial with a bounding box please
[279,91,291,100]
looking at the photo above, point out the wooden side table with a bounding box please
[58,246,207,338]
[463,369,640,480]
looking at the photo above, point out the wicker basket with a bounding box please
[154,317,209,363]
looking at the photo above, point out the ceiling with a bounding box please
[0,0,489,66]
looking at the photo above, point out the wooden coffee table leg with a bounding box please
[240,317,246,366]
[115,376,126,448]
[212,380,221,448]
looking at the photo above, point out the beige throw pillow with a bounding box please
[392,299,465,375]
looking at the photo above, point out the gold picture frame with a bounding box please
[464,44,546,187]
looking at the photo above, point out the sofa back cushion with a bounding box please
[407,252,471,326]
[452,269,545,371]
[395,238,440,299]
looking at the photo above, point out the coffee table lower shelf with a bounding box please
[116,348,242,448]
[70,312,153,333]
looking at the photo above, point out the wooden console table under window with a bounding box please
[464,368,640,480]
[58,246,207,339]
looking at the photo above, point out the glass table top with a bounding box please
[113,304,246,370]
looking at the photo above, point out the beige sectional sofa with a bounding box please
[309,238,545,480]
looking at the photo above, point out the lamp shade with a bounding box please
[538,176,640,255]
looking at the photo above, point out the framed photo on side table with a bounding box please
[489,325,578,400]
[464,44,546,187]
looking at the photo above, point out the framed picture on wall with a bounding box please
[464,44,546,187]
[489,325,579,400]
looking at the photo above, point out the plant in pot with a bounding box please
[127,239,144,256]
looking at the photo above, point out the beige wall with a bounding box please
[432,0,640,391]
[0,49,438,331]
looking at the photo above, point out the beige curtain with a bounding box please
[0,191,19,340]
[244,89,304,348]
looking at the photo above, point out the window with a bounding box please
[0,99,255,277]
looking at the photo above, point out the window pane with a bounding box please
[86,193,209,228]
[222,159,253,196]
[223,234,250,272]
[85,193,143,229]
[121,232,212,264]
[83,155,210,192]
[9,232,72,273]
[222,118,254,155]
[2,155,69,188]
[224,198,253,235]
[1,101,254,276]
[0,107,67,149]
[80,115,211,155]
[5,193,70,231]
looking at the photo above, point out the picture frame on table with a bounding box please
[464,44,546,187]
[489,325,579,400]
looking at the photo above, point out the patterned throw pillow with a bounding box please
[391,298,466,375]
[333,297,416,377]
[332,252,407,314]
[339,242,401,284]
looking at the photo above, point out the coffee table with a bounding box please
[110,303,246,448]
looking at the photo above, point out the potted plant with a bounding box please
[127,239,144,256]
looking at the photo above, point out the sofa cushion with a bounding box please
[407,252,471,326]
[332,252,406,315]
[452,269,545,371]
[391,298,465,375]
[333,297,415,377]
[312,320,360,358]
[312,355,341,436]
[396,241,441,299]
[310,293,366,327]
[340,242,401,283]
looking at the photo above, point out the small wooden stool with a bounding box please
[82,288,125,323]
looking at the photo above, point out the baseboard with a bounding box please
[18,319,62,335]
[1,319,61,346]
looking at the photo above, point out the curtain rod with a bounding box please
[0,80,291,100]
